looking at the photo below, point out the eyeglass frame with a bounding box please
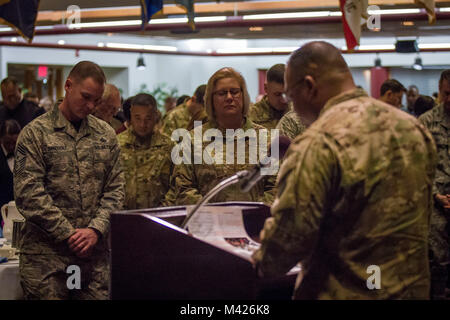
[213,88,242,99]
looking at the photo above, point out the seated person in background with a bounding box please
[117,93,174,209]
[170,67,275,206]
[249,64,290,129]
[92,83,122,129]
[23,92,39,105]
[162,85,207,136]
[402,85,420,116]
[115,96,133,135]
[39,96,54,113]
[0,119,21,231]
[0,77,45,129]
[176,95,190,106]
[378,79,406,108]
[414,95,435,117]
[276,109,308,140]
[161,96,177,122]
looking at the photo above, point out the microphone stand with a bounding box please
[181,170,249,229]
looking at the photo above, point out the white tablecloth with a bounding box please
[0,260,23,300]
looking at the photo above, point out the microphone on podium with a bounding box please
[240,135,291,193]
[181,135,291,229]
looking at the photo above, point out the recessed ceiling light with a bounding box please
[249,26,263,32]
[57,40,65,45]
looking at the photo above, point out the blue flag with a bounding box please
[140,0,163,28]
[175,0,195,30]
[0,0,40,42]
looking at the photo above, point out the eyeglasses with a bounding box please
[213,88,242,99]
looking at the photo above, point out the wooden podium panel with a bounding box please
[110,202,296,300]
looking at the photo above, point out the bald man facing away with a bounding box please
[252,41,437,299]
[93,83,122,126]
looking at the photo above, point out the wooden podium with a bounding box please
[110,202,296,300]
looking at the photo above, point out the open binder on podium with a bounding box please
[110,202,299,300]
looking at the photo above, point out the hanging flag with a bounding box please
[175,0,195,30]
[0,0,40,42]
[339,0,368,51]
[140,0,163,29]
[415,0,436,24]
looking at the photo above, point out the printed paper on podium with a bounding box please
[185,205,260,261]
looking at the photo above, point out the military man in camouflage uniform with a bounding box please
[170,68,275,205]
[275,109,307,140]
[249,64,290,130]
[252,42,437,299]
[117,93,174,209]
[14,61,125,300]
[161,85,207,137]
[419,69,450,299]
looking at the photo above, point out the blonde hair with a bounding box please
[204,67,251,122]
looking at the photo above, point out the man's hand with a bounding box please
[67,228,99,258]
[435,194,450,210]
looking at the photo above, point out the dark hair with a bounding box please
[380,79,406,96]
[68,61,106,85]
[1,77,19,88]
[24,92,38,99]
[266,64,286,84]
[176,95,190,106]
[193,84,207,105]
[414,95,435,117]
[0,119,21,137]
[122,96,134,121]
[439,69,450,86]
[131,93,160,121]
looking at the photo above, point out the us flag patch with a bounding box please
[15,142,27,178]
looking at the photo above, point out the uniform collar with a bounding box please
[319,88,369,118]
[50,103,93,139]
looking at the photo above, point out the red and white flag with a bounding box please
[415,0,436,24]
[339,0,368,51]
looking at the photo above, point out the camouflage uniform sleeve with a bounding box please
[418,113,440,197]
[161,112,177,137]
[159,139,176,207]
[14,126,76,243]
[252,135,337,277]
[172,161,202,205]
[169,132,202,205]
[259,174,276,205]
[88,133,125,236]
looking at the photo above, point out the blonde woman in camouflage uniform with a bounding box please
[170,67,275,205]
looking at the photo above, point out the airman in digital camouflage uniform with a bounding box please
[161,85,207,137]
[170,67,276,205]
[117,93,174,209]
[252,42,437,300]
[275,109,307,140]
[249,64,290,130]
[419,69,450,300]
[14,61,125,300]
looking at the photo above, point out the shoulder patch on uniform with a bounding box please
[15,142,27,177]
